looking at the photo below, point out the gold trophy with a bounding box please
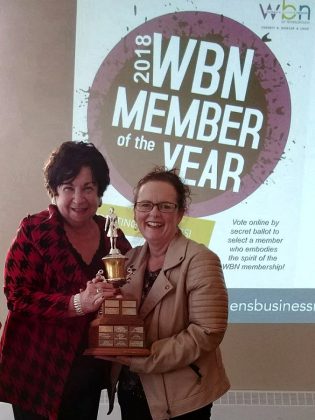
[84,208,150,356]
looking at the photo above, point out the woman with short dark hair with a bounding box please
[0,141,131,420]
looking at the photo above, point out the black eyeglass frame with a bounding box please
[135,201,178,213]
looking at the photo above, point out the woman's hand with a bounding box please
[95,355,131,366]
[80,279,120,313]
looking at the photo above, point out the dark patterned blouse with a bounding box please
[0,205,131,419]
[119,268,161,397]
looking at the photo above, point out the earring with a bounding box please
[52,196,56,205]
[98,198,102,207]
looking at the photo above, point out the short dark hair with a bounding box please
[43,141,110,197]
[134,166,191,211]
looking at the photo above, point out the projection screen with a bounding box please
[73,0,315,322]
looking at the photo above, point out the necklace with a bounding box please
[141,269,161,302]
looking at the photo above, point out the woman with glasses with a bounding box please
[108,166,230,420]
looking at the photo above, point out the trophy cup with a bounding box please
[84,208,150,356]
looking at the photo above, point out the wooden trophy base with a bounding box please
[84,347,150,356]
[84,297,150,356]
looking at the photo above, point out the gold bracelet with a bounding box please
[73,293,85,316]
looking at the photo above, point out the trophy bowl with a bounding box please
[102,254,128,288]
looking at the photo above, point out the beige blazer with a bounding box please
[111,232,230,420]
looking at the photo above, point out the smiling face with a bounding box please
[55,166,99,228]
[135,180,184,249]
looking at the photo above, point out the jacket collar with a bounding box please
[163,231,188,270]
[125,231,189,318]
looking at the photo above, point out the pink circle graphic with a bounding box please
[88,12,291,216]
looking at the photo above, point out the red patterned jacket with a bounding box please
[0,205,130,419]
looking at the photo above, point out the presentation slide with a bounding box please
[73,0,315,322]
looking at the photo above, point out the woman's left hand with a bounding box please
[91,271,123,299]
[91,275,122,299]
[78,278,121,314]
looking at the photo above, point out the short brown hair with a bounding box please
[134,166,191,211]
[43,141,110,197]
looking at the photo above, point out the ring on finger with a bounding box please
[96,288,100,293]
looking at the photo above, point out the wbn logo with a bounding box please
[259,0,311,21]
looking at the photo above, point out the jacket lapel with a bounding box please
[138,232,189,319]
[139,271,174,318]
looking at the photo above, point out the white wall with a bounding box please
[0,2,76,325]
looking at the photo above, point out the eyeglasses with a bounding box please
[135,201,178,213]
